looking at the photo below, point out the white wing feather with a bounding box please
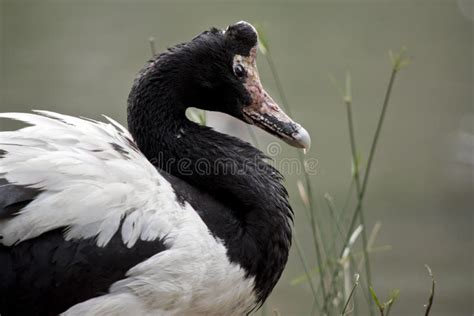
[0,111,258,315]
[0,111,177,247]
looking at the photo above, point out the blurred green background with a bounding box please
[1,0,472,315]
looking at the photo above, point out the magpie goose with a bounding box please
[0,21,310,316]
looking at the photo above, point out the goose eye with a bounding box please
[233,64,246,78]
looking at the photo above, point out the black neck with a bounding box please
[127,54,293,303]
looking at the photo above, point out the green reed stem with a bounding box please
[344,84,374,315]
[294,232,322,309]
[325,194,372,308]
[343,67,398,254]
[341,274,359,315]
[324,61,403,313]
[424,265,435,316]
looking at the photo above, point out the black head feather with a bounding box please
[224,21,258,56]
[129,23,257,123]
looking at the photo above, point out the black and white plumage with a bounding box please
[0,21,310,316]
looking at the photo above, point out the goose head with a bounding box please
[140,21,310,150]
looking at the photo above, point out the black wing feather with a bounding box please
[0,178,41,219]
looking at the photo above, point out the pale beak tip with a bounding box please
[293,126,311,150]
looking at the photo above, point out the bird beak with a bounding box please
[238,47,311,150]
